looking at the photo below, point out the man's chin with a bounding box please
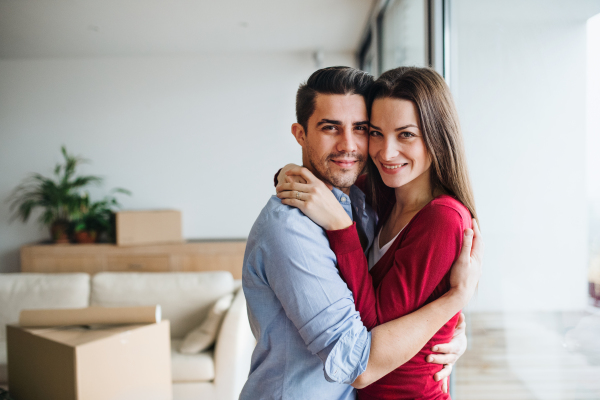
[310,159,363,189]
[327,171,360,189]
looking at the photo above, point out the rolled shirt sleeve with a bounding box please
[325,325,371,383]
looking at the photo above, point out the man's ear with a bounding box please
[291,123,306,146]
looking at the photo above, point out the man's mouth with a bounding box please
[331,159,358,169]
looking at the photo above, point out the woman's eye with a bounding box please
[400,131,415,138]
[369,131,382,137]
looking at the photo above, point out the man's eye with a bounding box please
[355,125,368,131]
[323,125,336,131]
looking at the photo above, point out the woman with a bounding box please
[276,66,477,399]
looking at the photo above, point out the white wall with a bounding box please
[0,52,355,272]
[453,0,600,311]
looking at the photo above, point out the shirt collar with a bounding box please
[331,187,352,205]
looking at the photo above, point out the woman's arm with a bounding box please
[277,167,482,388]
[326,223,379,330]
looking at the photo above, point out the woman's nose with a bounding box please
[381,139,399,161]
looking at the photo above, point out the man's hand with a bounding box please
[426,313,468,393]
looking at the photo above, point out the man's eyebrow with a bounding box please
[316,119,342,126]
[353,120,369,126]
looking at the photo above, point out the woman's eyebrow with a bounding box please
[395,124,419,131]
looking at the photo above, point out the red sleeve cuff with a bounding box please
[326,222,363,255]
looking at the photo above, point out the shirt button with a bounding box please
[340,197,347,202]
[334,369,338,375]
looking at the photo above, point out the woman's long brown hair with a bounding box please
[366,66,478,222]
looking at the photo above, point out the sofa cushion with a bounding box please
[90,272,234,339]
[171,339,214,382]
[0,273,90,342]
[180,293,234,354]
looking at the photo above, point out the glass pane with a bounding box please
[380,0,427,72]
[451,2,600,399]
[360,35,376,76]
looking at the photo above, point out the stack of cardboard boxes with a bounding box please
[8,210,184,399]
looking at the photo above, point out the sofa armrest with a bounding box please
[212,287,255,400]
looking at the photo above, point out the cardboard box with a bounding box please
[19,305,161,327]
[7,321,172,400]
[116,210,182,246]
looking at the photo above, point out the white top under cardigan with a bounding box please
[368,227,403,269]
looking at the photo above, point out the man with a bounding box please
[240,67,482,400]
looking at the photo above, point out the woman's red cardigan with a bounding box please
[325,176,472,400]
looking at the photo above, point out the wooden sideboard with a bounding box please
[20,239,246,279]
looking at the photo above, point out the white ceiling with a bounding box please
[0,0,376,58]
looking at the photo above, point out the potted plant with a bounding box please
[71,190,130,244]
[8,147,102,243]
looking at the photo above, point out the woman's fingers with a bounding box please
[434,363,453,382]
[285,166,318,185]
[427,352,458,365]
[284,175,306,184]
[280,198,305,209]
[455,312,466,330]
[277,190,309,202]
[276,181,311,194]
[448,226,479,306]
[276,163,302,185]
[442,376,449,393]
[459,228,474,264]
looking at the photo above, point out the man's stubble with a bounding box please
[305,144,366,191]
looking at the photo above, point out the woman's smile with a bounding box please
[380,162,409,174]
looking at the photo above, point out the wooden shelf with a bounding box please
[20,240,247,279]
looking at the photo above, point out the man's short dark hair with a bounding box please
[296,66,373,132]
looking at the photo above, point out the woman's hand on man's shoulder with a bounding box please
[448,219,483,307]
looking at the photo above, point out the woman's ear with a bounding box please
[291,123,306,146]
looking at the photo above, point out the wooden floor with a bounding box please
[3,311,600,398]
[455,311,600,400]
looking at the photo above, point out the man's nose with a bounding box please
[337,127,358,153]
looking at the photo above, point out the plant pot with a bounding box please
[75,230,97,244]
[50,220,70,244]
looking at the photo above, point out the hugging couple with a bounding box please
[240,66,483,400]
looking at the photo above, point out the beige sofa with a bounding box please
[0,272,255,400]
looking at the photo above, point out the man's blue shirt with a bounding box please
[240,185,377,400]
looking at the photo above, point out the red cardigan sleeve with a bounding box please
[327,199,470,329]
[326,222,379,330]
